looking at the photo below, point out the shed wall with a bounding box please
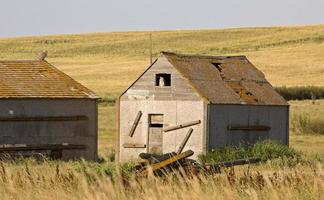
[208,104,289,149]
[120,56,202,101]
[119,56,206,161]
[119,100,205,161]
[0,99,98,160]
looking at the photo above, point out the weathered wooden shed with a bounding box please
[0,59,99,160]
[117,52,288,161]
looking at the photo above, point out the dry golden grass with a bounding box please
[1,25,324,97]
[0,159,323,200]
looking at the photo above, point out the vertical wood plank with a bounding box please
[129,111,142,137]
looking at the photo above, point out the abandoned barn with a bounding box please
[117,52,289,161]
[0,59,99,160]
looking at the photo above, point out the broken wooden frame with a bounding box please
[227,125,271,131]
[129,111,142,137]
[138,150,194,176]
[176,128,193,154]
[163,120,201,132]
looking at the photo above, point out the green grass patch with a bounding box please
[199,140,302,164]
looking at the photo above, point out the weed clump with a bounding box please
[199,140,302,164]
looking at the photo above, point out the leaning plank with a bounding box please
[163,120,201,132]
[177,128,193,154]
[129,111,142,137]
[139,150,194,176]
[123,143,146,148]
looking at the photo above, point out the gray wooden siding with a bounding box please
[119,56,206,161]
[121,56,201,101]
[0,99,98,160]
[208,105,289,150]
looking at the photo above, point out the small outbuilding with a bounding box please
[0,59,99,160]
[117,52,289,161]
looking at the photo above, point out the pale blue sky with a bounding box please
[1,0,324,38]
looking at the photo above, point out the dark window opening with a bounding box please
[149,114,164,128]
[212,63,223,72]
[155,73,171,87]
[149,123,163,128]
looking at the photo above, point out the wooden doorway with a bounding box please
[148,114,163,154]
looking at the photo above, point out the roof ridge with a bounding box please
[161,51,247,59]
[0,60,43,62]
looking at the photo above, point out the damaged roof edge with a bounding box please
[118,58,159,99]
[162,52,288,106]
[160,51,247,59]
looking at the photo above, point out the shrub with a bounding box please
[199,140,301,164]
[98,93,117,105]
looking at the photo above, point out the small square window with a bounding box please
[155,73,171,87]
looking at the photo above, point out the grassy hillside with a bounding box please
[0,26,324,199]
[1,25,324,97]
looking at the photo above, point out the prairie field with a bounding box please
[0,25,324,199]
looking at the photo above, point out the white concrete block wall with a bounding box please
[119,100,205,161]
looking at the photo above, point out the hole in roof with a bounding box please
[212,63,222,73]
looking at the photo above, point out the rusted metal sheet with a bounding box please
[162,52,288,106]
[0,60,99,99]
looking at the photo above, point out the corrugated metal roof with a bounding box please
[162,52,288,105]
[0,60,99,99]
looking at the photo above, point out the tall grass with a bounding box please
[0,158,323,200]
[291,113,324,135]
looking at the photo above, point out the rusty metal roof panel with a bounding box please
[0,60,99,99]
[162,52,288,106]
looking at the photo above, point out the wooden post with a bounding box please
[177,128,193,154]
[129,111,142,137]
[149,33,153,65]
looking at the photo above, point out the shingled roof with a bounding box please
[0,60,98,99]
[162,52,288,105]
